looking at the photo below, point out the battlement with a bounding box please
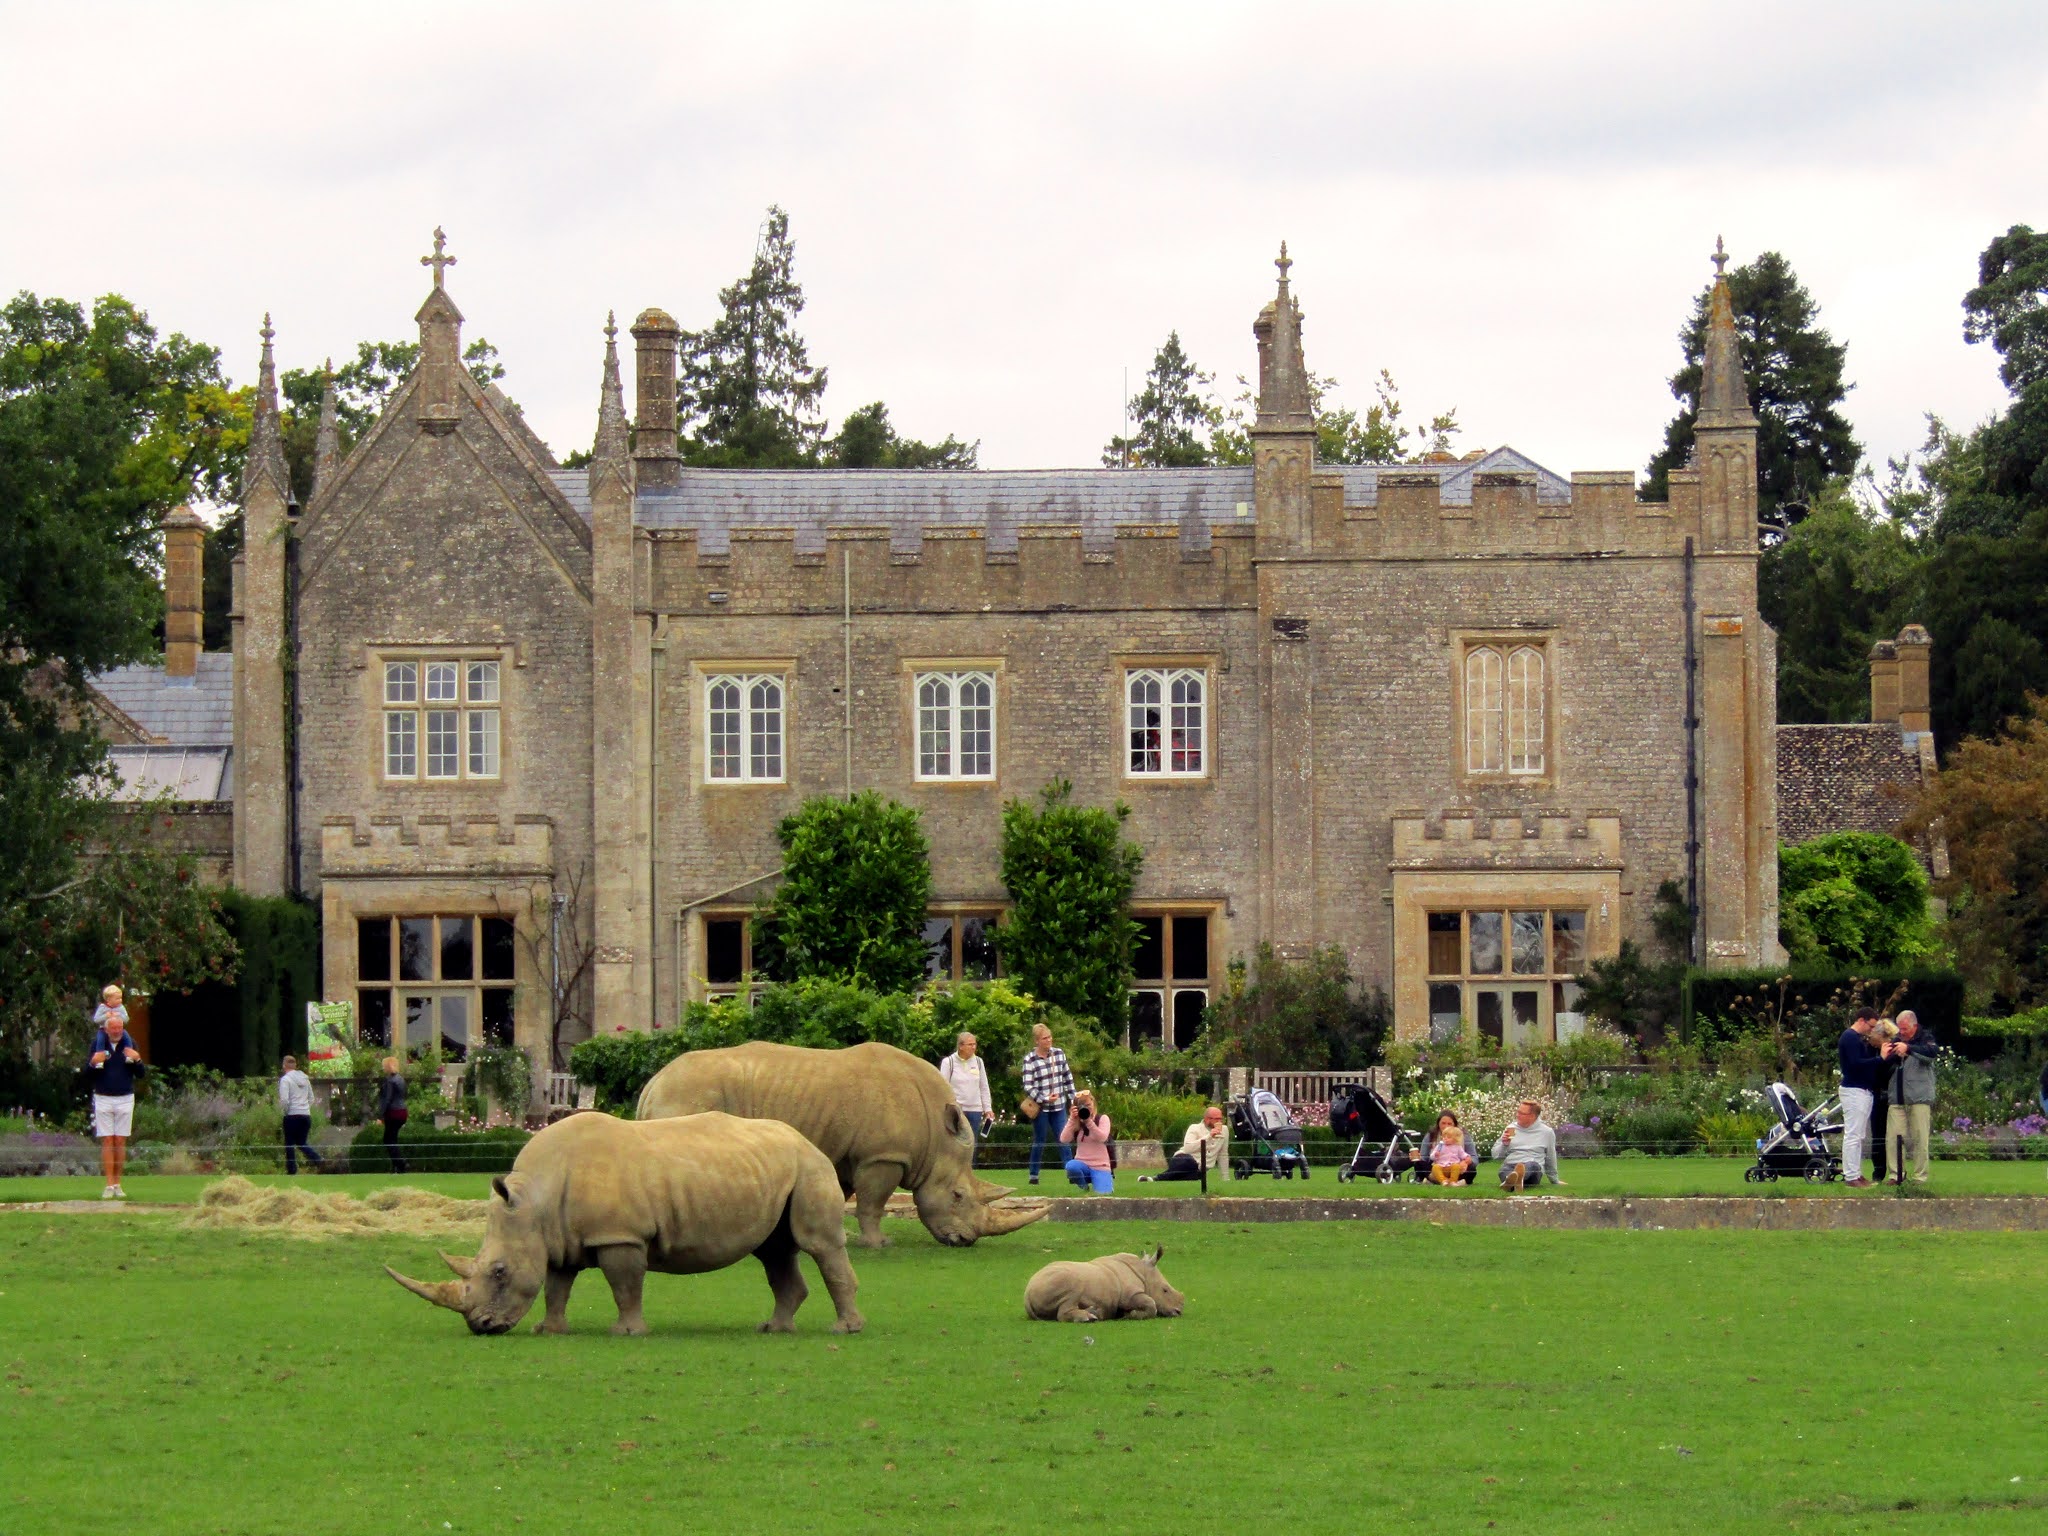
[320,813,555,878]
[1391,810,1624,870]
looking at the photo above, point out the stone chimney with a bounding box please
[1868,639,1900,726]
[629,307,682,490]
[1894,623,1932,736]
[162,504,206,679]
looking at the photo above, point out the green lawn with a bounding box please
[7,1157,2046,1207]
[2,1210,2044,1533]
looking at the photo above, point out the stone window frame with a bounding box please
[922,903,1006,982]
[376,648,507,784]
[699,909,758,999]
[1118,653,1217,784]
[1452,630,1555,785]
[694,660,793,787]
[903,658,1003,785]
[353,912,517,1060]
[1421,904,1588,1050]
[1128,901,1220,1050]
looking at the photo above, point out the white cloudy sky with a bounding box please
[5,1,2044,479]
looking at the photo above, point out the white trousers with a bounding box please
[1840,1086,1874,1179]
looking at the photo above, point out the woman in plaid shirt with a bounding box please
[1020,1024,1076,1185]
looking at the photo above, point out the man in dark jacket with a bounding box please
[1838,1009,1882,1188]
[1884,1011,1938,1184]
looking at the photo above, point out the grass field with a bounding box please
[7,1156,2048,1207]
[3,1200,2045,1534]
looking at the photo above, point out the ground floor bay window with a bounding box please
[356,914,517,1061]
[1424,907,1586,1047]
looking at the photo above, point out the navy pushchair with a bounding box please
[1230,1088,1311,1180]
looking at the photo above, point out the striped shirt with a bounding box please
[1020,1047,1075,1111]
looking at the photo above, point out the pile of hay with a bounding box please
[184,1175,489,1240]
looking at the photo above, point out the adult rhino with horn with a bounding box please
[386,1111,862,1336]
[636,1040,1048,1248]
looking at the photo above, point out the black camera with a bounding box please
[1075,1104,1092,1121]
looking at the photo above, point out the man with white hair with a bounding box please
[1884,1010,1938,1184]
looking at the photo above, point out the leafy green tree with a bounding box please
[1778,832,1937,968]
[1102,332,1218,467]
[1198,943,1388,1069]
[676,206,829,468]
[1209,367,1458,466]
[1642,250,1860,537]
[1757,480,1924,721]
[1903,697,2048,1007]
[0,291,241,1062]
[765,792,932,993]
[993,782,1143,1033]
[1962,224,2048,516]
[1575,880,1692,1045]
[826,401,978,469]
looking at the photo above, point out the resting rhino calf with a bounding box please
[1025,1246,1185,1322]
[386,1111,862,1337]
[637,1040,1046,1248]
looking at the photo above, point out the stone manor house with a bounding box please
[95,240,1822,1064]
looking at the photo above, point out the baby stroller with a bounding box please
[1744,1081,1844,1183]
[1330,1082,1425,1184]
[1231,1088,1311,1180]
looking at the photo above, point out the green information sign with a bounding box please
[306,1001,355,1077]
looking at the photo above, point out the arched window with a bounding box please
[1127,667,1206,776]
[1464,647,1503,774]
[1506,645,1545,774]
[915,670,996,780]
[706,673,784,781]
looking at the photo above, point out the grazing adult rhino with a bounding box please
[386,1110,862,1337]
[636,1040,1047,1248]
[1025,1246,1185,1322]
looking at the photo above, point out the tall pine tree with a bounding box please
[1103,332,1216,467]
[1643,250,1859,538]
[677,206,829,467]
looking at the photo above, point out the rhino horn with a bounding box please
[386,1266,465,1311]
[439,1251,477,1279]
[979,1200,1050,1236]
[974,1177,1014,1205]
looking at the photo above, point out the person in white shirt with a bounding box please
[1141,1105,1231,1183]
[937,1032,993,1158]
[276,1055,325,1175]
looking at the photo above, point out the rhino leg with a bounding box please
[850,1161,906,1248]
[1055,1301,1101,1324]
[1122,1293,1159,1320]
[753,1200,809,1333]
[534,1267,576,1335]
[594,1245,648,1336]
[790,1175,864,1334]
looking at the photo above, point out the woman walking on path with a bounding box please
[374,1057,409,1174]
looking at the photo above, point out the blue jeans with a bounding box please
[1029,1106,1068,1178]
[1065,1160,1113,1194]
[964,1111,985,1163]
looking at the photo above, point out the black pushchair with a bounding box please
[1744,1081,1844,1183]
[1330,1082,1425,1184]
[1231,1088,1310,1180]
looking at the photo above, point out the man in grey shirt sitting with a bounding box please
[1491,1099,1564,1193]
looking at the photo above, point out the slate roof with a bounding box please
[626,445,1568,556]
[90,653,234,746]
[1776,724,1930,847]
[547,469,591,524]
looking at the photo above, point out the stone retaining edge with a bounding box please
[1038,1195,2048,1231]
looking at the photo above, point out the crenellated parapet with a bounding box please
[1391,810,1625,870]
[320,813,555,879]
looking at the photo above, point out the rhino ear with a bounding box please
[943,1104,971,1144]
[1150,1245,1165,1266]
[491,1175,516,1210]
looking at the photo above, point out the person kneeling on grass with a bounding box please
[1492,1099,1563,1193]
[1142,1105,1230,1183]
[1060,1090,1115,1193]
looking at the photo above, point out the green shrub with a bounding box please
[1198,944,1387,1070]
[1091,1089,1209,1143]
[1683,967,1966,1070]
[346,1120,530,1174]
[1698,1110,1773,1156]
[994,781,1142,1033]
[148,891,319,1075]
[766,792,933,993]
[1599,1106,1700,1156]
[569,1030,692,1113]
[463,1047,532,1111]
[1778,833,1938,968]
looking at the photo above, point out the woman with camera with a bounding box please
[1058,1089,1115,1194]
